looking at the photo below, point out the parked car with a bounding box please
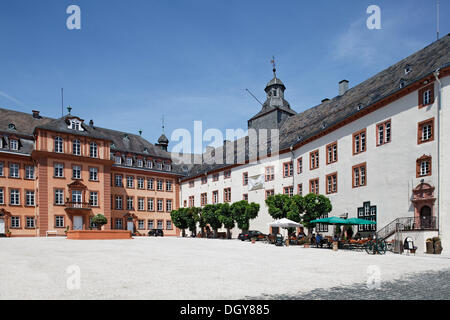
[148,229,164,237]
[238,230,267,241]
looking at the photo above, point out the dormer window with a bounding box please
[146,160,153,169]
[272,89,277,97]
[0,137,3,149]
[164,164,172,171]
[10,139,18,151]
[115,155,122,165]
[156,162,163,170]
[405,65,412,74]
[126,157,133,166]
[137,159,143,167]
[399,79,406,89]
[69,119,84,131]
[8,123,16,131]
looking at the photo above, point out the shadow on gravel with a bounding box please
[247,268,450,300]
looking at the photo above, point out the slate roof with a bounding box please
[0,109,179,173]
[181,34,450,180]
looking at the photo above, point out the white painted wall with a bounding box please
[180,76,448,254]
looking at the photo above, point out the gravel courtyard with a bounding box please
[1,237,449,300]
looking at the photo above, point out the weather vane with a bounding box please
[271,56,276,77]
[161,115,165,133]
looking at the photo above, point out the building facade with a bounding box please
[0,110,182,237]
[179,35,450,253]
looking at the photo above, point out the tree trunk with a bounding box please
[182,229,186,237]
[213,229,218,238]
[201,227,205,238]
[227,228,231,239]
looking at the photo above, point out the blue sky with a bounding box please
[0,0,448,151]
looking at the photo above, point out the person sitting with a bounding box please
[311,233,316,245]
[332,234,339,242]
[315,233,323,248]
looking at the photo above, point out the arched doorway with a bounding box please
[411,183,436,230]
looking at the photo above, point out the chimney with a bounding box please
[339,80,349,96]
[89,119,94,126]
[32,110,40,119]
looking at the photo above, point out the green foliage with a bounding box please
[170,208,189,230]
[91,214,108,227]
[202,204,222,232]
[186,207,200,234]
[231,200,260,231]
[265,194,291,220]
[288,195,305,223]
[217,203,234,230]
[302,193,333,230]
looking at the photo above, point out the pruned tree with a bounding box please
[170,208,189,237]
[231,200,260,232]
[202,204,222,238]
[217,203,234,239]
[302,193,333,237]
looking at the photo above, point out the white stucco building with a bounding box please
[177,35,450,254]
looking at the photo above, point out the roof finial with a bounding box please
[271,56,276,77]
[67,106,72,115]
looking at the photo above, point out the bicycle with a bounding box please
[364,239,387,255]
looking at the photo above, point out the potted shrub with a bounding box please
[433,237,443,254]
[6,231,11,238]
[251,237,257,244]
[91,214,108,230]
[426,238,434,254]
[64,226,69,235]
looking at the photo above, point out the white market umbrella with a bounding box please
[268,218,303,239]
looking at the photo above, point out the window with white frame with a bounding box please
[89,142,98,158]
[72,190,82,204]
[126,157,133,166]
[138,197,145,211]
[73,140,81,156]
[166,220,172,230]
[126,197,133,210]
[156,162,163,170]
[166,180,172,192]
[89,192,98,207]
[156,179,163,191]
[25,165,34,179]
[126,176,134,188]
[26,216,35,228]
[148,220,154,229]
[212,191,218,204]
[10,189,20,205]
[157,220,163,230]
[0,137,3,149]
[164,164,171,171]
[115,218,123,230]
[10,139,18,151]
[54,163,64,178]
[166,199,172,212]
[115,196,123,210]
[353,130,366,154]
[265,166,274,181]
[353,163,367,187]
[146,160,153,169]
[137,177,144,189]
[298,184,303,196]
[55,189,64,205]
[115,174,123,187]
[55,216,65,228]
[89,167,98,181]
[11,216,20,228]
[147,178,154,190]
[358,202,377,231]
[137,159,143,167]
[115,155,122,164]
[0,187,4,204]
[157,199,164,211]
[147,198,154,211]
[72,165,81,179]
[54,137,63,153]
[69,119,83,131]
[9,163,19,178]
[377,121,391,146]
[26,190,35,206]
[0,161,3,176]
[138,220,145,230]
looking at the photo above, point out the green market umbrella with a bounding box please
[345,218,377,225]
[310,217,350,225]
